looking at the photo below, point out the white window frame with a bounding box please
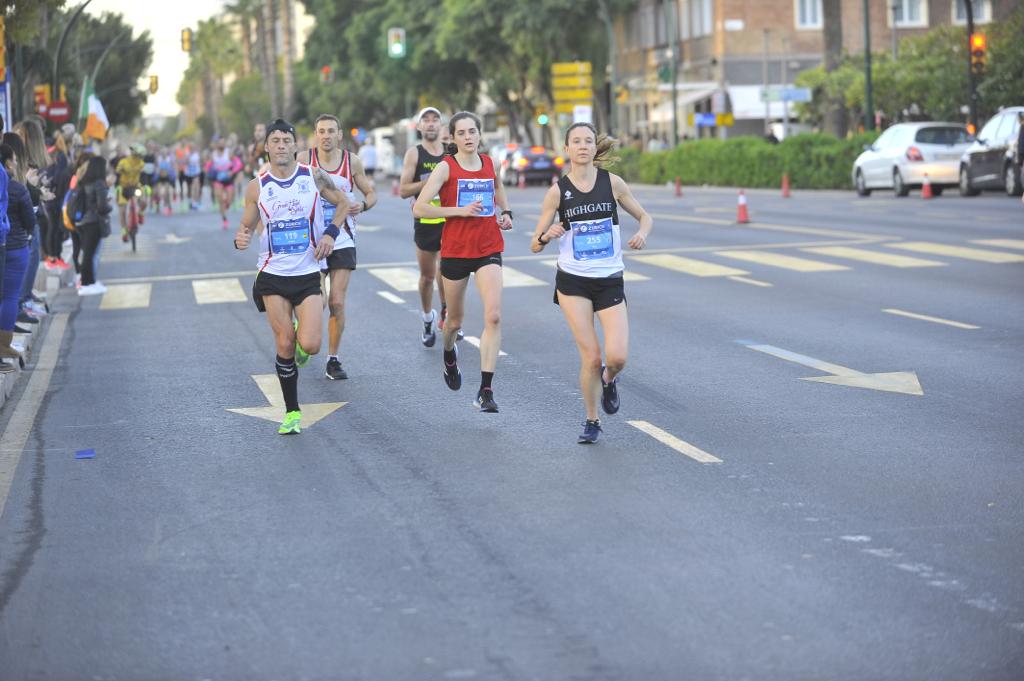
[690,0,712,37]
[952,0,991,25]
[888,0,929,28]
[794,0,823,30]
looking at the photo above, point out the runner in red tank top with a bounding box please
[413,111,513,413]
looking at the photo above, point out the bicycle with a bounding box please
[123,187,141,253]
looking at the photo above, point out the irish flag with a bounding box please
[79,77,109,142]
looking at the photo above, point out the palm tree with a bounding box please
[225,0,258,77]
[258,0,280,116]
[193,17,243,136]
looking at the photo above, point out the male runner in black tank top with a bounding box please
[400,107,460,347]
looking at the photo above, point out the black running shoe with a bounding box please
[17,312,39,325]
[443,345,462,391]
[474,388,498,413]
[422,309,437,347]
[601,366,620,415]
[578,419,602,444]
[325,357,348,380]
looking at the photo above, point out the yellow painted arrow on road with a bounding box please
[227,374,347,426]
[741,342,923,396]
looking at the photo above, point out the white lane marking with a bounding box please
[627,420,723,463]
[461,335,508,356]
[727,275,773,287]
[192,278,246,304]
[99,284,152,310]
[539,259,650,281]
[882,308,979,330]
[368,267,421,292]
[377,291,405,304]
[0,314,68,520]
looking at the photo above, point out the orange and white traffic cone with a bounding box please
[674,177,682,197]
[921,173,933,199]
[517,172,526,189]
[781,173,791,198]
[736,189,750,224]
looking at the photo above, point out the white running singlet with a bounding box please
[310,148,357,251]
[255,163,326,276]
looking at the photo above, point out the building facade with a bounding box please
[613,0,1009,142]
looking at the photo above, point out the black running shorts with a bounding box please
[322,246,357,272]
[554,268,626,312]
[440,252,502,281]
[252,271,322,312]
[413,220,443,252]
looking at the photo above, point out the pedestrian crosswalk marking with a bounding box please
[802,246,945,268]
[100,284,152,310]
[629,253,748,277]
[501,267,547,287]
[377,291,404,304]
[540,259,650,281]
[971,239,1024,251]
[887,242,1024,263]
[192,278,246,304]
[367,267,421,292]
[715,250,849,272]
[628,420,723,464]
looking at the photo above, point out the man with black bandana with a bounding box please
[233,119,351,435]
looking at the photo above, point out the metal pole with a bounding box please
[762,30,770,135]
[782,39,790,140]
[863,0,874,131]
[891,3,898,61]
[965,0,978,132]
[52,0,94,102]
[598,0,618,135]
[667,0,678,146]
[90,28,130,86]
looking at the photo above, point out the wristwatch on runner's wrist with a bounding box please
[501,209,513,219]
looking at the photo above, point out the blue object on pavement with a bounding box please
[75,449,96,459]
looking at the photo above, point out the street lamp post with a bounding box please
[965,0,978,132]
[863,0,874,131]
[52,0,94,103]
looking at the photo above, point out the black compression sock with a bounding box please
[275,355,300,412]
[480,371,493,391]
[444,348,457,365]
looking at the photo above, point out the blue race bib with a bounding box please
[320,197,336,226]
[269,217,311,255]
[571,217,614,261]
[456,178,495,217]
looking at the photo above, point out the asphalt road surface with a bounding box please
[1,181,1022,680]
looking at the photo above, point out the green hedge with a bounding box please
[606,132,879,190]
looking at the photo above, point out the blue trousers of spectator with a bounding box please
[3,245,30,331]
[20,222,41,304]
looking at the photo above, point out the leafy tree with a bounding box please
[978,7,1024,113]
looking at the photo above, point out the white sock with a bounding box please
[422,310,435,323]
[328,355,338,362]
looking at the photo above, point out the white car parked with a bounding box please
[852,122,972,197]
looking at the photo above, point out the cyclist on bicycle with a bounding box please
[116,144,147,241]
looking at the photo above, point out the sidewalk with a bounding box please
[0,258,74,412]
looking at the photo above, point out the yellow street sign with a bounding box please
[553,88,592,101]
[552,75,593,89]
[551,61,592,76]
[555,102,591,114]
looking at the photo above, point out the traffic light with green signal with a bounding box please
[387,27,406,59]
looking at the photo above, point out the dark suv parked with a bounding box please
[959,106,1023,197]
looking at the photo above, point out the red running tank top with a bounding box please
[438,154,504,259]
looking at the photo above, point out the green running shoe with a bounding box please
[278,410,302,435]
[293,320,311,368]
